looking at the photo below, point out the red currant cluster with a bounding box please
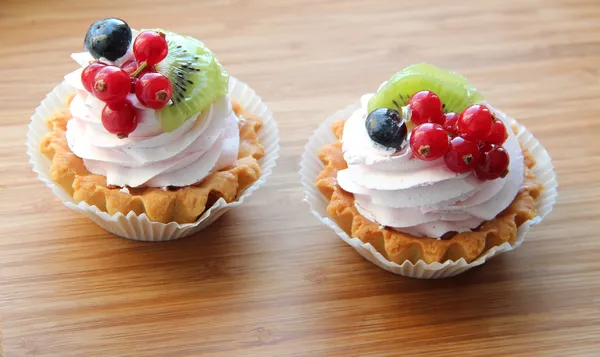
[407,90,510,181]
[81,31,173,138]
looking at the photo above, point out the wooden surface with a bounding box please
[1,0,599,356]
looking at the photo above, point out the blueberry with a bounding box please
[84,18,132,61]
[365,108,407,151]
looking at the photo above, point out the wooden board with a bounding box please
[1,0,600,355]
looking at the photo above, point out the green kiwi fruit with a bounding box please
[153,30,229,132]
[367,64,484,115]
[399,63,470,86]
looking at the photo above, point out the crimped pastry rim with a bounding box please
[27,76,280,230]
[300,101,558,276]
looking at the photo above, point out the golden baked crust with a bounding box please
[316,120,543,264]
[40,97,264,224]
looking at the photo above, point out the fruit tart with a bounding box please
[28,18,278,241]
[302,64,556,278]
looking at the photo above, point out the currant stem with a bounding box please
[418,145,431,157]
[130,61,148,78]
[463,154,473,165]
[94,79,106,92]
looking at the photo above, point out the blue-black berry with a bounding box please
[84,18,132,61]
[365,108,407,151]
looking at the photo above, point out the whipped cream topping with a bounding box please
[63,49,239,188]
[337,94,524,238]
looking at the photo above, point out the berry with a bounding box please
[444,137,480,173]
[475,146,510,180]
[121,60,140,75]
[479,142,494,155]
[409,123,450,161]
[135,72,173,109]
[443,112,459,136]
[133,31,168,66]
[92,66,131,103]
[365,108,407,151]
[486,119,508,145]
[101,101,138,138]
[84,18,132,61]
[129,78,137,93]
[408,90,444,125]
[121,60,149,93]
[121,60,151,77]
[457,104,494,141]
[81,62,106,92]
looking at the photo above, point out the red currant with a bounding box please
[128,78,136,93]
[486,119,508,145]
[409,123,450,161]
[121,60,139,75]
[121,60,144,93]
[443,112,459,136]
[444,137,480,173]
[101,101,138,138]
[135,72,173,109]
[81,62,106,93]
[479,142,494,155]
[92,66,130,103]
[475,146,510,180]
[408,90,444,125]
[457,104,493,141]
[133,31,168,66]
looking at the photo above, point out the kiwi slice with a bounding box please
[153,30,229,132]
[399,63,470,86]
[367,64,484,115]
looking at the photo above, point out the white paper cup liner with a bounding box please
[26,76,279,242]
[300,102,558,279]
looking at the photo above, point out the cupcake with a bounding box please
[27,18,279,241]
[301,64,557,278]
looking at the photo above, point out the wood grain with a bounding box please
[1,0,600,356]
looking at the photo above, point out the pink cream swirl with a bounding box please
[337,94,525,238]
[63,52,239,188]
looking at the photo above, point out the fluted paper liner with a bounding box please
[300,102,557,279]
[27,77,279,241]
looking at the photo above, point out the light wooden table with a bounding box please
[1,0,599,356]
